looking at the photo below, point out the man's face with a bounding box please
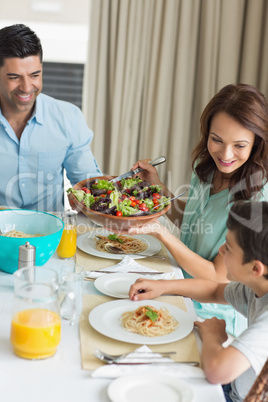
[0,56,42,116]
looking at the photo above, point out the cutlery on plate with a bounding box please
[104,245,165,260]
[109,156,166,183]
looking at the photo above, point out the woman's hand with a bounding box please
[131,159,162,185]
[129,278,165,301]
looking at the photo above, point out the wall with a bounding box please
[0,0,90,63]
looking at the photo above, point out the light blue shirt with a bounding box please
[0,94,101,211]
[180,171,268,337]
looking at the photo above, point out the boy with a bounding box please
[129,201,268,402]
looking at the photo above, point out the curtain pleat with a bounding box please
[83,0,268,191]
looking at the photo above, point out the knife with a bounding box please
[83,270,166,279]
[109,156,166,183]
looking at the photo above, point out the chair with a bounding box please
[244,359,268,401]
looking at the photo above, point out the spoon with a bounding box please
[105,245,165,259]
[152,188,188,210]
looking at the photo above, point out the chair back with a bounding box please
[244,359,268,401]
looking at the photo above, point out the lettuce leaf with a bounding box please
[67,188,85,202]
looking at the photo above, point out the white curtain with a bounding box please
[83,0,268,193]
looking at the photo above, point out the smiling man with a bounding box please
[0,24,101,211]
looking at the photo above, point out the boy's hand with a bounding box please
[194,317,228,344]
[129,278,164,301]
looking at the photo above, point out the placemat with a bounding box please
[79,294,200,370]
[76,228,174,273]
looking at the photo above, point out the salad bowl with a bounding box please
[67,176,171,231]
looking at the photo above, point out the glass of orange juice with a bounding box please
[11,267,77,359]
[57,210,77,259]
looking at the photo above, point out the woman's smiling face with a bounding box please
[207,112,255,176]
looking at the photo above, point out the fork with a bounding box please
[94,348,176,364]
[94,348,199,366]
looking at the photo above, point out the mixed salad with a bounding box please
[67,177,170,217]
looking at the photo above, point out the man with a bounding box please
[129,201,268,401]
[0,24,101,211]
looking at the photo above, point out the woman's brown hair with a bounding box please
[192,84,268,201]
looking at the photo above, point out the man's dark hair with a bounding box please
[0,24,43,67]
[227,201,268,275]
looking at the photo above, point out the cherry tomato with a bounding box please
[152,193,161,199]
[144,207,149,212]
[122,194,128,199]
[81,187,91,193]
[153,199,159,205]
[107,190,113,194]
[116,211,123,217]
[130,201,137,207]
[139,203,147,211]
[135,199,141,204]
[100,194,106,198]
[129,196,136,201]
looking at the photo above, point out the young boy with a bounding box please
[129,201,268,402]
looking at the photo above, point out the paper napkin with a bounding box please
[91,345,205,379]
[84,255,174,279]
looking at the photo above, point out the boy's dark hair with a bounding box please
[227,201,268,276]
[0,24,43,67]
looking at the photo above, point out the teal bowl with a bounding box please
[0,209,64,274]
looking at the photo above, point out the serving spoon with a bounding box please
[152,188,188,210]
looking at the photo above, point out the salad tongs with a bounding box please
[109,156,166,183]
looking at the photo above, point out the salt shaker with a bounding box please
[18,241,36,269]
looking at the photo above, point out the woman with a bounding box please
[126,84,268,336]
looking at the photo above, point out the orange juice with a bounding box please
[57,225,77,258]
[10,308,61,359]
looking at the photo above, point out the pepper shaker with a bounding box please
[18,241,36,269]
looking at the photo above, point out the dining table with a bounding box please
[0,212,225,402]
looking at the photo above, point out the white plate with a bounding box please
[108,371,194,402]
[94,273,147,298]
[89,299,193,345]
[77,229,161,260]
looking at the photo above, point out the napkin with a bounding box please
[84,255,174,279]
[91,345,205,379]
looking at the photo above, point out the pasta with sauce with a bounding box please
[95,234,148,254]
[120,305,179,337]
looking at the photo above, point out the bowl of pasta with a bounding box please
[0,209,64,274]
[67,175,171,231]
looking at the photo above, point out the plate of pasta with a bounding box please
[77,229,161,260]
[88,300,193,344]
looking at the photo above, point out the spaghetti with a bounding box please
[1,230,43,238]
[95,234,148,254]
[121,305,179,337]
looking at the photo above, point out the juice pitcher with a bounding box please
[10,267,78,360]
